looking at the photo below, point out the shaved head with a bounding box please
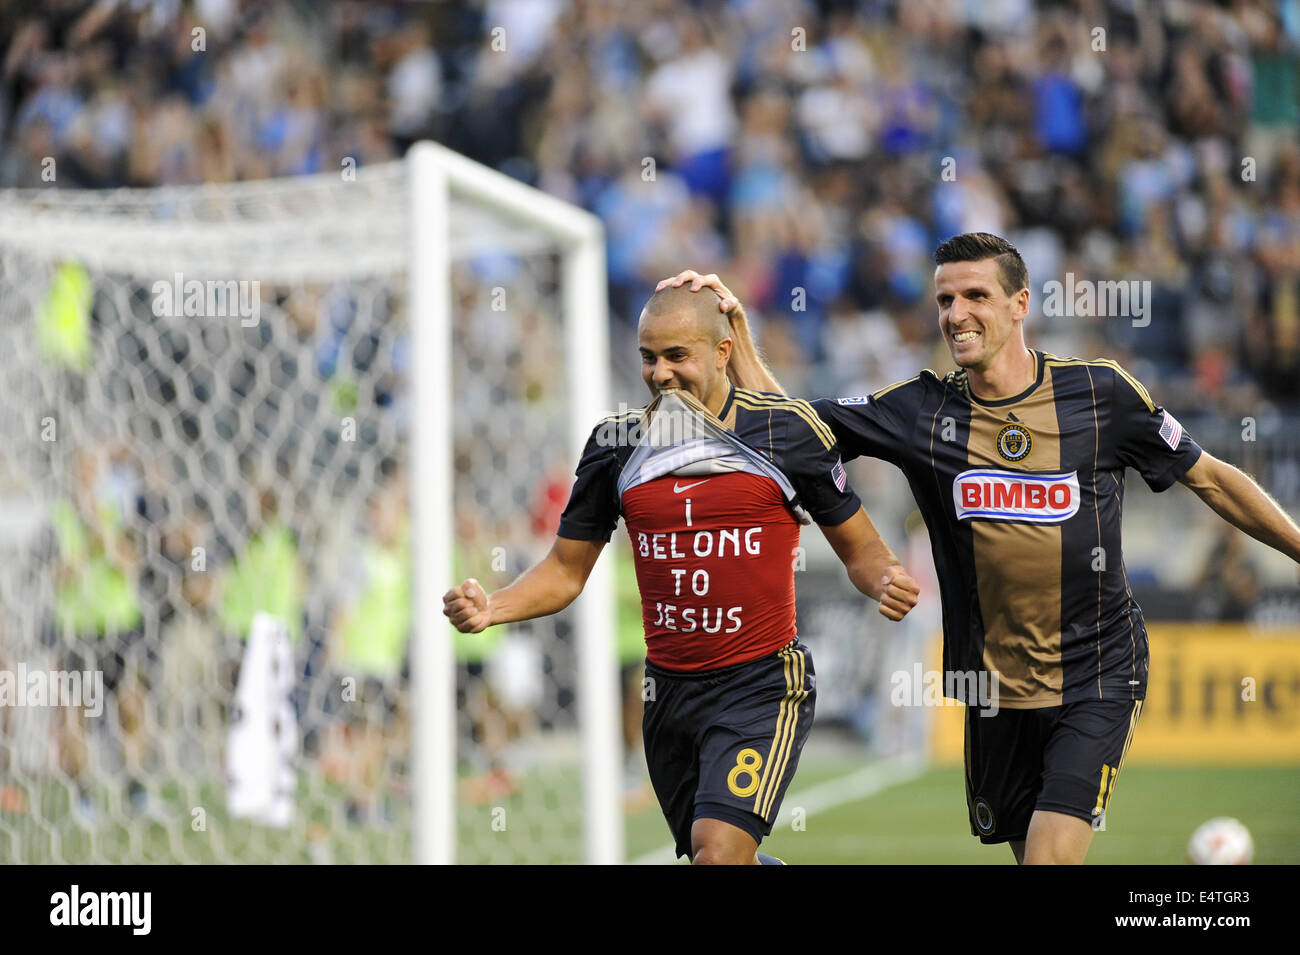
[637,283,734,413]
[640,285,731,345]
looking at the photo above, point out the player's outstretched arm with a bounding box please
[1179,453,1300,567]
[819,507,920,621]
[655,269,784,395]
[443,536,606,633]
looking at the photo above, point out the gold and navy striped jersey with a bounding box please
[813,350,1203,709]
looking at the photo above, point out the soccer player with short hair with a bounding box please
[444,283,920,865]
[660,234,1300,864]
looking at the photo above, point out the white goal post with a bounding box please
[0,141,622,865]
[408,142,621,865]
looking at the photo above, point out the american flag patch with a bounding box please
[832,457,847,492]
[1158,410,1183,450]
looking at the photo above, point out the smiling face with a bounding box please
[637,307,732,411]
[934,258,1030,373]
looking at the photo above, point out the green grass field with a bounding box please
[4,758,1296,863]
[623,758,1300,865]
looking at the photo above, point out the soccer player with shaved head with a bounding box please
[445,281,920,865]
[660,235,1300,864]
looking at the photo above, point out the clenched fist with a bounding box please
[443,578,492,633]
[877,567,921,621]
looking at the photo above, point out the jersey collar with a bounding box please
[717,382,737,421]
[967,350,1044,407]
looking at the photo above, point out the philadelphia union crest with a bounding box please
[995,422,1032,462]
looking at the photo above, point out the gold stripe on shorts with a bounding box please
[756,644,809,819]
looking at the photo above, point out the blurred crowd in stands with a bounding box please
[4,0,1300,425]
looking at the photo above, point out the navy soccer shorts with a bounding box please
[964,697,1144,844]
[642,640,815,860]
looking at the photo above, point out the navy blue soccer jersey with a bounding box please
[557,384,861,671]
[813,350,1202,709]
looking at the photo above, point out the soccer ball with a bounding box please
[1186,817,1253,865]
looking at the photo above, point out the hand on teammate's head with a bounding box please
[655,270,737,312]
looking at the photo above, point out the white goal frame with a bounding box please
[408,142,621,865]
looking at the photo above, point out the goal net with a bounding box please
[0,143,620,864]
